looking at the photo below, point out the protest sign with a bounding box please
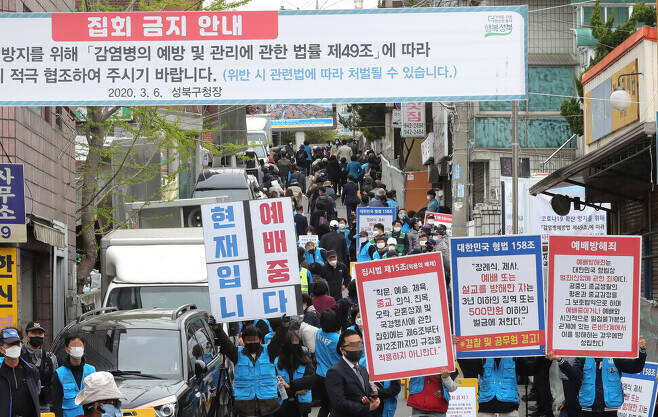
[424,212,453,235]
[298,234,318,247]
[547,235,641,357]
[355,252,454,381]
[0,7,527,106]
[446,378,478,417]
[0,248,18,327]
[619,362,658,417]
[451,235,544,358]
[202,197,301,322]
[356,207,396,252]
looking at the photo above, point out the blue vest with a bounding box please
[409,376,450,401]
[56,363,96,417]
[304,247,324,265]
[478,358,519,404]
[427,200,439,213]
[359,357,398,417]
[254,319,274,344]
[401,222,410,233]
[357,242,380,262]
[314,330,341,377]
[340,230,351,252]
[579,358,624,408]
[274,358,312,404]
[233,346,278,401]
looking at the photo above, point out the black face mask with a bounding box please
[343,350,362,362]
[292,344,304,355]
[29,337,44,348]
[244,343,261,354]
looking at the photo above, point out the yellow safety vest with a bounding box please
[300,267,310,293]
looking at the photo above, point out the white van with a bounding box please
[101,228,210,311]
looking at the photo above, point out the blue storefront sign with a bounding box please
[0,163,26,243]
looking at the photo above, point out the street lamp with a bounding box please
[609,72,642,111]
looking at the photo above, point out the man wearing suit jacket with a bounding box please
[325,329,380,417]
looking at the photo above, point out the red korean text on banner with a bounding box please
[51,11,279,42]
[355,252,454,382]
[547,235,641,358]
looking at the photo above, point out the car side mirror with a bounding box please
[194,360,207,379]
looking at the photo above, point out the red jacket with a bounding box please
[312,294,337,314]
[407,375,449,413]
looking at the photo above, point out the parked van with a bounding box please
[192,168,255,201]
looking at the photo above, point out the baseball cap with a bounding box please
[25,321,45,333]
[358,231,369,238]
[329,220,339,228]
[387,237,398,246]
[326,250,338,259]
[1,328,20,344]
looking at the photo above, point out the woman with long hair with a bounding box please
[274,329,316,417]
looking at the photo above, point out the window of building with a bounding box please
[43,107,51,124]
[55,106,63,128]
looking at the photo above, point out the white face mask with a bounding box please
[427,220,435,225]
[329,260,338,267]
[359,237,368,243]
[339,224,346,230]
[420,240,427,247]
[393,227,401,233]
[69,346,84,359]
[427,195,431,201]
[355,317,363,327]
[388,245,396,251]
[3,345,21,359]
[376,242,386,249]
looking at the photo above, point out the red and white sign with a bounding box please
[424,212,453,234]
[355,252,454,381]
[401,102,426,138]
[547,235,641,358]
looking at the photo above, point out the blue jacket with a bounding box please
[346,161,363,179]
[427,199,440,213]
[274,358,312,404]
[56,363,96,417]
[305,145,312,161]
[315,330,341,377]
[579,358,623,408]
[233,346,278,401]
[357,242,380,262]
[254,319,275,344]
[386,200,399,217]
[304,247,325,265]
[409,376,450,401]
[478,358,519,404]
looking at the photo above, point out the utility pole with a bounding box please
[452,102,469,237]
[512,100,519,234]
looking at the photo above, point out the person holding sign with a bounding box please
[407,370,459,417]
[547,336,647,417]
[303,241,326,267]
[325,329,380,417]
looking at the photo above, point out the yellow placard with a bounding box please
[0,247,18,328]
[611,60,639,131]
[122,409,157,417]
[40,413,55,417]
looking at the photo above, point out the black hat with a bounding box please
[25,321,45,333]
[358,231,369,238]
[326,250,338,258]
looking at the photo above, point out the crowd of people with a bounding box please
[0,138,650,417]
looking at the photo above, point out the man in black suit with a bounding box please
[325,329,380,417]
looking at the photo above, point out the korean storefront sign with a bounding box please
[451,235,545,358]
[547,235,641,358]
[356,207,396,252]
[201,197,301,322]
[355,252,454,381]
[619,362,658,417]
[0,248,18,328]
[0,164,26,243]
[401,102,425,138]
[0,7,527,105]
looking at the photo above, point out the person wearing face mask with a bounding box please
[53,334,96,417]
[427,189,440,213]
[21,321,57,412]
[321,250,351,302]
[325,330,380,417]
[388,220,409,255]
[399,210,410,233]
[370,223,386,244]
[375,236,389,258]
[407,218,421,252]
[75,371,125,417]
[274,330,316,417]
[356,231,379,262]
[336,218,351,254]
[0,327,41,417]
[319,221,348,266]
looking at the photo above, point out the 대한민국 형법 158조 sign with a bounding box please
[451,235,545,358]
[201,197,301,322]
[356,207,396,252]
[355,252,454,382]
[0,7,527,106]
[618,362,658,417]
[547,235,641,358]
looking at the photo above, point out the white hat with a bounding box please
[387,237,397,245]
[75,371,125,405]
[329,220,339,228]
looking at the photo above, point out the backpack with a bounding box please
[296,149,307,163]
[318,211,330,229]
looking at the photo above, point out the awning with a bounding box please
[529,122,656,201]
[31,221,66,248]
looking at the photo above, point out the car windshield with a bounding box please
[54,329,182,380]
[247,133,266,145]
[251,147,266,158]
[192,188,251,201]
[107,286,211,312]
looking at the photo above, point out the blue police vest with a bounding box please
[409,376,450,401]
[56,363,96,417]
[478,358,519,404]
[233,346,278,401]
[304,248,324,265]
[579,358,624,408]
[274,358,312,404]
[315,330,341,377]
[357,242,380,262]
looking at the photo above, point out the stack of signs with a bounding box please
[354,252,454,381]
[356,207,396,251]
[451,235,545,357]
[201,198,301,322]
[619,363,658,417]
[547,235,641,357]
